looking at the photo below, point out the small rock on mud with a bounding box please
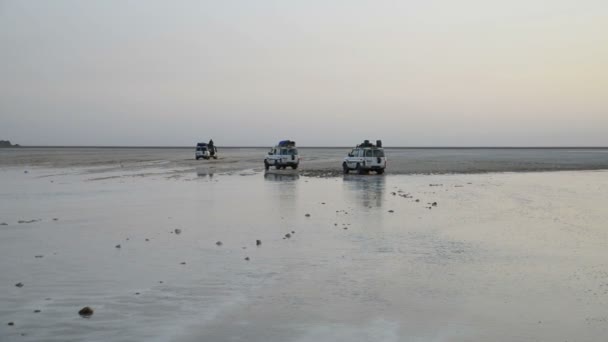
[78,307,94,318]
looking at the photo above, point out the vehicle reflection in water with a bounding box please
[263,171,299,218]
[263,171,300,182]
[196,170,214,179]
[342,175,386,208]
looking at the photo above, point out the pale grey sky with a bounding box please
[1,0,607,146]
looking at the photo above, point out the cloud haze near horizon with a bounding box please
[1,0,607,146]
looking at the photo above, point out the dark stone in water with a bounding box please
[305,213,311,217]
[174,229,182,235]
[8,322,14,326]
[34,255,44,258]
[432,202,438,206]
[0,222,7,226]
[180,262,186,265]
[244,257,250,261]
[216,241,223,246]
[115,244,121,249]
[34,310,41,313]
[256,240,261,246]
[78,306,94,318]
[388,210,394,213]
[15,282,23,288]
[291,231,295,234]
[135,292,140,295]
[285,233,291,238]
[145,239,149,242]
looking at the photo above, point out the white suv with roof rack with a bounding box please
[343,140,387,174]
[264,140,300,170]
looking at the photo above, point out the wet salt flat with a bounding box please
[1,165,608,341]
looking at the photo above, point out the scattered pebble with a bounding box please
[244,257,250,261]
[34,310,41,313]
[174,229,182,235]
[8,322,14,326]
[321,202,326,205]
[432,202,438,206]
[18,219,39,224]
[216,241,223,246]
[415,199,420,202]
[53,218,59,221]
[291,231,295,234]
[388,210,394,213]
[34,255,44,258]
[115,244,121,249]
[0,222,7,226]
[180,262,186,265]
[135,292,140,295]
[78,307,94,318]
[145,238,149,242]
[343,227,348,230]
[15,282,23,288]
[159,281,163,284]
[285,233,291,239]
[256,240,262,246]
[305,213,311,217]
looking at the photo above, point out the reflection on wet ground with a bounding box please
[342,175,386,208]
[263,172,300,182]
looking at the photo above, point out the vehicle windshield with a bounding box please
[197,147,207,151]
[373,149,385,157]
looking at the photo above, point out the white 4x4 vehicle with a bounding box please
[343,140,386,174]
[195,142,217,160]
[264,140,300,170]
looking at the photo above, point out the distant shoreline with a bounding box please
[9,146,608,150]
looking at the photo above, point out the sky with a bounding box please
[1,0,607,147]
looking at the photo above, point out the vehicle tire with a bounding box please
[377,168,385,175]
[291,164,298,170]
[264,161,269,170]
[356,163,364,175]
[276,165,282,170]
[213,156,218,159]
[343,162,349,174]
[196,157,200,160]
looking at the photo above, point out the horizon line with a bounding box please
[5,145,608,149]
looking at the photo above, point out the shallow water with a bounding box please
[2,147,608,177]
[1,167,608,341]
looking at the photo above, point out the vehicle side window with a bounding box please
[374,150,385,157]
[365,150,372,157]
[357,149,363,157]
